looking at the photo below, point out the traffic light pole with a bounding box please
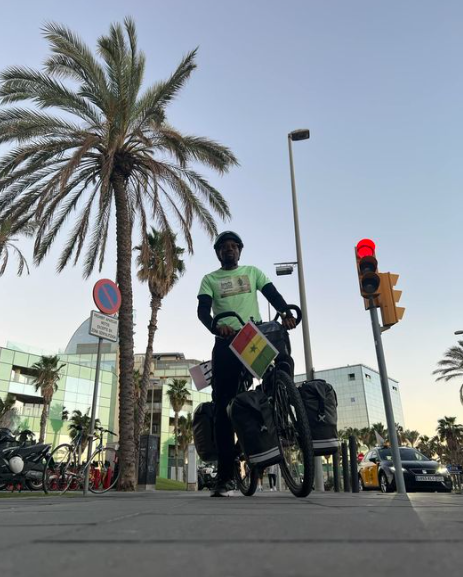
[368,301,406,494]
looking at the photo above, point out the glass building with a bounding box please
[0,341,118,446]
[295,364,405,430]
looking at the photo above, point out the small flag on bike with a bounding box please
[229,321,279,379]
[189,360,213,391]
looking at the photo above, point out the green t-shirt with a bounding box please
[198,265,271,331]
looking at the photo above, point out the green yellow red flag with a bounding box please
[229,321,279,379]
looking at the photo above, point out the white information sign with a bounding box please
[89,310,119,342]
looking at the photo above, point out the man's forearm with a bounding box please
[261,283,293,316]
[197,294,214,333]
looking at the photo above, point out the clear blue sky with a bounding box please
[0,0,462,436]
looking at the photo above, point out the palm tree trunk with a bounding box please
[135,294,162,450]
[39,402,50,444]
[174,412,179,481]
[113,174,136,491]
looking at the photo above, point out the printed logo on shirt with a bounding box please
[218,275,251,298]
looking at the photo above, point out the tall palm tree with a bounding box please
[31,355,66,443]
[166,379,190,480]
[134,228,185,448]
[178,412,193,484]
[68,409,101,453]
[0,20,237,489]
[433,341,463,406]
[0,218,34,276]
[417,435,435,459]
[436,416,463,465]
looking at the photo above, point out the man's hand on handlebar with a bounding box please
[215,324,237,338]
[282,317,297,330]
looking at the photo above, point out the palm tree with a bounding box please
[433,341,463,407]
[166,379,190,480]
[0,393,17,427]
[0,20,237,490]
[178,412,193,484]
[417,435,435,459]
[402,429,420,448]
[359,427,373,449]
[134,228,185,449]
[31,355,66,443]
[68,409,101,454]
[0,218,35,276]
[436,416,463,465]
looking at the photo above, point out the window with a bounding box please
[392,386,397,391]
[365,373,371,380]
[348,373,355,381]
[350,397,356,403]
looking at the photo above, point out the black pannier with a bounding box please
[192,402,218,462]
[227,389,282,467]
[299,380,340,456]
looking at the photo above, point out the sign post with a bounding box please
[83,279,121,496]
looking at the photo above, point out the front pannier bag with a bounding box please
[227,389,282,467]
[299,380,340,456]
[192,402,218,462]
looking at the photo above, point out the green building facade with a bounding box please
[0,343,118,446]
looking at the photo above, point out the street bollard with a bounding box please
[341,442,350,492]
[333,450,341,493]
[349,435,359,493]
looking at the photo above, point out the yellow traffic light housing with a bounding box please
[378,272,405,328]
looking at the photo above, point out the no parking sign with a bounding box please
[93,279,121,315]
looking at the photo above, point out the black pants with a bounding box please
[268,473,277,489]
[211,337,244,481]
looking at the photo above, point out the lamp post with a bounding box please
[287,129,324,491]
[288,130,314,381]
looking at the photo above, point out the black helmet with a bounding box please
[213,231,244,251]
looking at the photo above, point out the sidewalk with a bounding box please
[1,490,462,577]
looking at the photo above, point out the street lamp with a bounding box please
[288,129,314,381]
[455,331,463,335]
[287,129,324,491]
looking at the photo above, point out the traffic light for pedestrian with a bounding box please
[378,272,405,329]
[355,239,381,302]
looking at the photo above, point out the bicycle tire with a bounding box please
[43,443,78,495]
[273,370,314,497]
[88,447,119,493]
[234,454,258,496]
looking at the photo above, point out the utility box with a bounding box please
[138,434,158,490]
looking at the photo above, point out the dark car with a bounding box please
[358,446,452,493]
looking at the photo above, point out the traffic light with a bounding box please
[355,239,381,304]
[378,272,405,329]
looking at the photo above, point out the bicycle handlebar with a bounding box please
[211,304,302,334]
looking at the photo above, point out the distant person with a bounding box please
[197,231,296,497]
[267,464,278,491]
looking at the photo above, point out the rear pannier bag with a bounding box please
[192,402,218,462]
[299,380,340,456]
[227,389,282,467]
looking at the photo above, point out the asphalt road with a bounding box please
[1,490,462,577]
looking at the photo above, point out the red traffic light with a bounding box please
[356,238,376,259]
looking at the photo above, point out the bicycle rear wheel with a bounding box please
[234,451,258,496]
[273,370,314,497]
[43,444,79,495]
[88,447,119,493]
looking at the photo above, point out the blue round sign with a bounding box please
[93,279,121,315]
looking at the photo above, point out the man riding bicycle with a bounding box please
[197,231,296,497]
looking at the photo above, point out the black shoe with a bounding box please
[210,479,235,497]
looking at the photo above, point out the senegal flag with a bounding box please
[229,322,279,379]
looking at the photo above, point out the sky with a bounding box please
[0,0,462,437]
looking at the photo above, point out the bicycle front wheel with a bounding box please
[273,370,314,497]
[43,444,79,495]
[88,447,119,493]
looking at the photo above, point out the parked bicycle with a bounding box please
[211,306,314,498]
[42,425,119,494]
